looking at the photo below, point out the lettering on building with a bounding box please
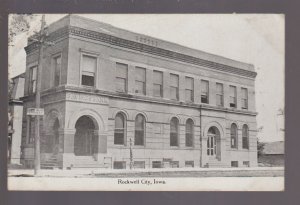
[66,92,109,104]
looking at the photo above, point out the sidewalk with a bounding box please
[8,166,284,178]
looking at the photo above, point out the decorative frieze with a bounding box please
[66,92,109,105]
[25,25,257,78]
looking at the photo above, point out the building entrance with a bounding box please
[207,126,220,160]
[74,116,98,156]
[52,118,60,155]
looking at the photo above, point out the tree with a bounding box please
[8,14,36,45]
[257,139,265,157]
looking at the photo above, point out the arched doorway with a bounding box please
[52,118,60,155]
[207,126,221,159]
[74,116,98,156]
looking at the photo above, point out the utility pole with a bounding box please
[33,15,46,175]
[129,138,133,169]
[32,15,54,175]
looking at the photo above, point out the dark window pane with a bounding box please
[231,161,238,167]
[201,95,208,103]
[113,161,126,169]
[81,75,94,86]
[54,56,61,86]
[133,161,145,169]
[185,161,194,167]
[135,81,145,94]
[153,84,162,97]
[134,131,144,145]
[114,132,124,144]
[116,77,126,93]
[114,114,125,145]
[152,161,162,168]
[170,87,178,100]
[170,133,178,146]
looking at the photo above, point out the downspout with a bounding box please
[199,105,202,167]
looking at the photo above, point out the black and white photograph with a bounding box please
[7,14,284,191]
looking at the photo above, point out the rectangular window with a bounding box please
[185,77,194,102]
[201,80,209,103]
[170,161,179,168]
[243,161,250,167]
[81,55,96,87]
[113,161,126,169]
[133,161,145,169]
[170,74,179,100]
[53,55,61,86]
[135,67,146,95]
[216,83,224,106]
[29,66,37,94]
[229,85,237,108]
[152,161,162,168]
[185,161,194,168]
[28,117,34,144]
[153,70,163,97]
[116,63,128,93]
[241,88,248,109]
[231,161,238,167]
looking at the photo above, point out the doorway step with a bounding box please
[41,155,60,169]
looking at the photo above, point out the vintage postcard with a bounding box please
[7,14,284,191]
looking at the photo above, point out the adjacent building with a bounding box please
[21,15,258,169]
[8,73,25,165]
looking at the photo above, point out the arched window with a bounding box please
[242,124,249,149]
[135,114,145,146]
[114,113,126,145]
[231,123,238,149]
[170,117,179,146]
[185,119,194,147]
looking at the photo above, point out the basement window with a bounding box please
[231,161,238,167]
[113,161,126,169]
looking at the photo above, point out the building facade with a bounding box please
[21,15,258,169]
[8,73,25,165]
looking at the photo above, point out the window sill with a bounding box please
[113,144,127,147]
[133,145,146,148]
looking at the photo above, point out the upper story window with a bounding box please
[53,55,61,87]
[29,66,37,94]
[153,70,163,97]
[170,117,179,147]
[116,63,128,93]
[81,55,96,87]
[134,114,146,146]
[135,67,146,95]
[231,123,238,149]
[242,124,249,149]
[201,80,209,104]
[216,83,224,106]
[229,85,237,108]
[185,119,194,147]
[185,77,194,102]
[241,88,248,109]
[170,74,179,100]
[114,113,126,145]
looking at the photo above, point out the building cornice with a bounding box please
[25,26,257,78]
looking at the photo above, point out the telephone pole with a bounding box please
[33,15,46,175]
[32,15,55,175]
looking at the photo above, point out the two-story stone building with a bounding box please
[21,15,258,169]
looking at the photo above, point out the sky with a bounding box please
[8,14,285,142]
